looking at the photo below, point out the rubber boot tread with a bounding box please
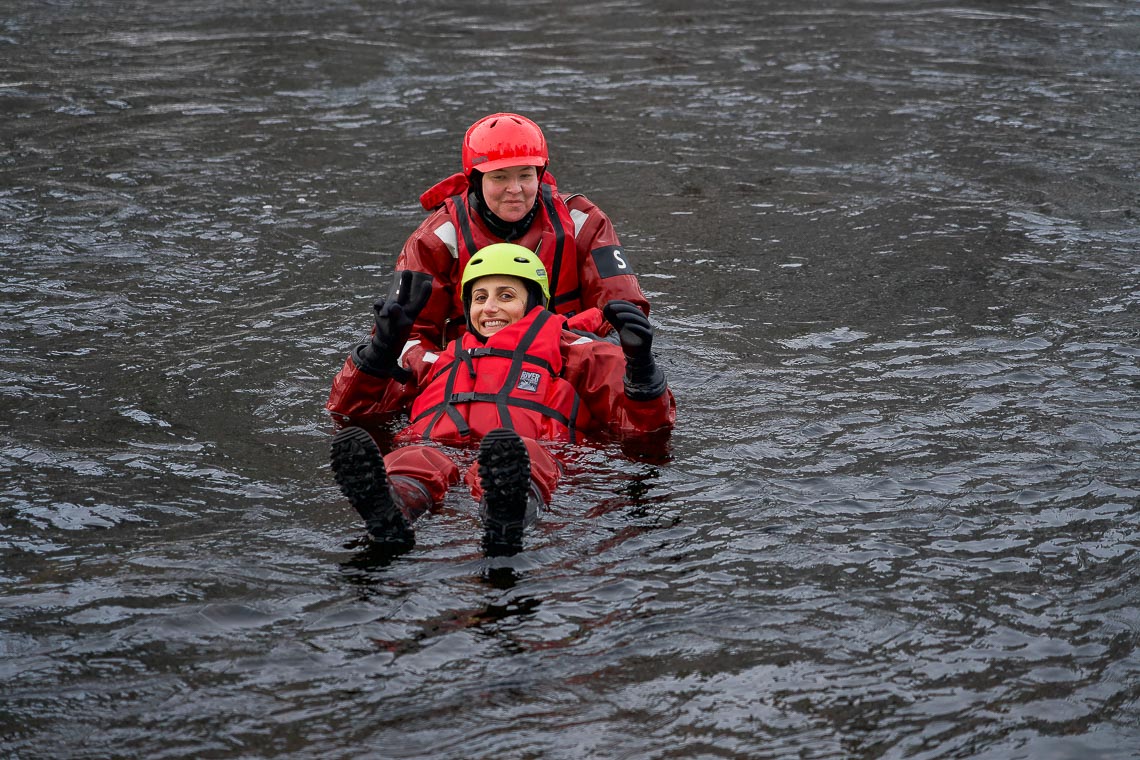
[330,427,414,547]
[479,428,530,555]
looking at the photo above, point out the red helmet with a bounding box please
[461,113,548,175]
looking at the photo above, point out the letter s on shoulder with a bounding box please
[591,245,635,278]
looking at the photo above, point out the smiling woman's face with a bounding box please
[468,275,528,336]
[481,165,540,222]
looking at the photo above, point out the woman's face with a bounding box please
[469,275,529,336]
[481,165,540,223]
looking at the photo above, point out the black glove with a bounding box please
[353,270,433,382]
[603,300,667,401]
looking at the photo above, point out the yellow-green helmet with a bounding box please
[461,243,550,308]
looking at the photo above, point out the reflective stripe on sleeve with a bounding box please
[570,208,588,239]
[433,221,459,258]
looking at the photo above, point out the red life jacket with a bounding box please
[408,309,589,444]
[419,172,584,317]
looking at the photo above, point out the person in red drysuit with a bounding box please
[387,112,651,384]
[327,243,675,556]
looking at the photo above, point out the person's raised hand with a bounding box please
[603,300,654,360]
[373,270,432,350]
[355,271,433,381]
[603,300,666,401]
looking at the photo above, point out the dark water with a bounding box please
[3,1,1138,757]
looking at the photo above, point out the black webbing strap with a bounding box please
[412,310,581,439]
[540,183,567,309]
[450,194,479,257]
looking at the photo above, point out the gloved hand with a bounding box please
[354,270,433,382]
[603,300,667,401]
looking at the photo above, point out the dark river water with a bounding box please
[3,1,1138,757]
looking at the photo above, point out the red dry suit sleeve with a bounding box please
[560,332,676,435]
[391,208,464,380]
[326,353,424,423]
[565,307,606,335]
[565,194,651,319]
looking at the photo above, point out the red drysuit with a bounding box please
[392,172,650,382]
[327,307,675,510]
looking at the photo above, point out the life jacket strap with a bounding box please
[416,309,580,440]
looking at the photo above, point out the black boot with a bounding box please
[330,427,414,549]
[478,428,539,557]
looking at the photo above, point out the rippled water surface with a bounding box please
[3,1,1139,757]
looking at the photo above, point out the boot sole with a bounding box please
[330,427,414,547]
[479,428,530,554]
